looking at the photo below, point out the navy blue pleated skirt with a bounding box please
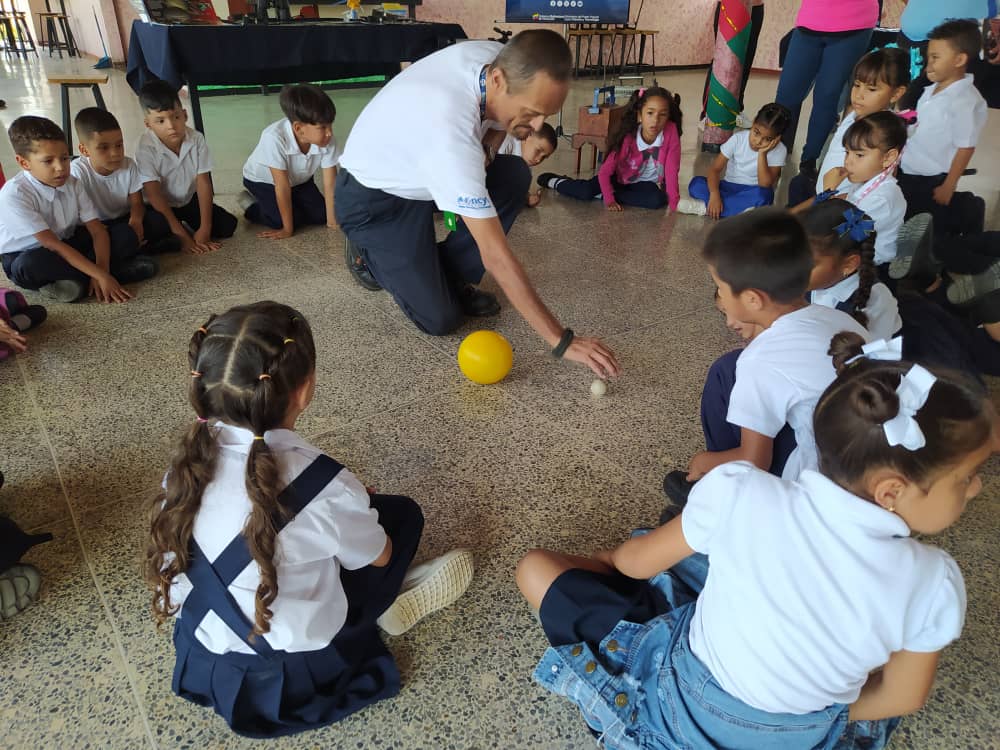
[172,620,400,738]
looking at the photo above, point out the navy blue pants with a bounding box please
[104,211,174,251]
[1,224,140,291]
[243,178,327,229]
[689,177,775,216]
[897,170,985,239]
[146,194,239,239]
[775,27,874,162]
[786,172,816,207]
[701,349,798,477]
[335,155,530,336]
[555,175,667,209]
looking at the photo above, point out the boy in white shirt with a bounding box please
[483,123,557,207]
[134,81,237,255]
[663,208,868,506]
[239,84,339,239]
[898,19,988,236]
[0,117,155,303]
[71,107,180,255]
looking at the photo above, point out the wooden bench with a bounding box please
[47,73,108,149]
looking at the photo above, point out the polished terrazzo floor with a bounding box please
[0,51,998,750]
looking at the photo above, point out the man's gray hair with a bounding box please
[491,30,572,93]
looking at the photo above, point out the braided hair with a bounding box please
[801,198,877,329]
[145,302,317,637]
[606,86,683,156]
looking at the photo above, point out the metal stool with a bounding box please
[37,0,77,58]
[0,0,37,59]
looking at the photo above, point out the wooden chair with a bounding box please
[48,72,108,148]
[0,0,37,59]
[37,0,77,58]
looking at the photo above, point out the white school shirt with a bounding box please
[497,133,522,157]
[838,172,906,265]
[69,156,144,221]
[635,126,664,184]
[684,463,966,714]
[900,75,988,177]
[720,129,787,186]
[242,119,340,187]
[339,41,503,218]
[728,304,869,479]
[810,273,902,341]
[135,126,214,207]
[0,171,99,255]
[166,423,387,655]
[816,110,856,193]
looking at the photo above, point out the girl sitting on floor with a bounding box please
[678,102,791,218]
[517,335,994,749]
[144,301,473,739]
[536,86,682,212]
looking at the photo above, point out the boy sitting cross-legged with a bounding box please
[71,106,181,256]
[135,80,237,255]
[0,116,155,303]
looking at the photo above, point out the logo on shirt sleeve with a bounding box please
[456,195,492,209]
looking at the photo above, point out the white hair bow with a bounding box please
[846,337,903,365]
[883,364,936,450]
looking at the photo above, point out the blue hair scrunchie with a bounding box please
[814,189,838,203]
[835,207,875,243]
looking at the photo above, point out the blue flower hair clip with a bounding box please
[836,207,875,243]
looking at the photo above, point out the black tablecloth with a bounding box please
[126,20,467,92]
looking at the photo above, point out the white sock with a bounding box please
[547,177,566,189]
[10,314,30,331]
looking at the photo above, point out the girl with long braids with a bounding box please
[144,301,473,738]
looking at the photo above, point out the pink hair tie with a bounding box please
[638,87,646,97]
[196,417,208,423]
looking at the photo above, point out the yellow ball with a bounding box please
[457,330,513,384]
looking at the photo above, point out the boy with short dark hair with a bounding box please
[0,116,155,303]
[662,209,869,508]
[71,107,180,255]
[239,83,340,240]
[134,80,237,254]
[898,19,988,236]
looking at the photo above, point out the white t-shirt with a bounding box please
[0,171,99,254]
[816,110,856,193]
[901,75,988,177]
[634,127,664,184]
[684,463,966,714]
[729,304,869,479]
[70,156,143,221]
[810,273,902,341]
[720,129,787,186]
[242,119,340,187]
[838,173,906,264]
[135,126,214,207]
[167,424,387,655]
[339,41,503,218]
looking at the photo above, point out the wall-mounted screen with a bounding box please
[505,0,630,24]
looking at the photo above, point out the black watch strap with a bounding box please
[552,328,574,358]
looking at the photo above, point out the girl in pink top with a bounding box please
[537,87,682,211]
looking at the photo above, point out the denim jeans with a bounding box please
[776,27,875,163]
[534,552,900,749]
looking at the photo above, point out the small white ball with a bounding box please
[590,379,607,397]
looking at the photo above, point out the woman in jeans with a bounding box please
[775,0,878,181]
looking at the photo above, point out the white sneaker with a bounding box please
[735,110,753,129]
[236,189,257,214]
[377,549,474,636]
[676,197,707,216]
